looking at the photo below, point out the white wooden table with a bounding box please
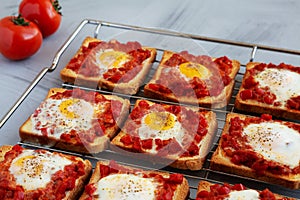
[0,0,299,198]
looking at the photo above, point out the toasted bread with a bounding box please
[79,160,189,200]
[19,88,130,154]
[60,36,157,95]
[235,62,300,121]
[0,145,92,200]
[111,99,217,170]
[144,50,240,108]
[196,180,295,199]
[210,113,300,189]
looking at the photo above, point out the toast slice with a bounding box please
[144,50,240,108]
[111,99,217,170]
[196,180,295,199]
[0,145,92,200]
[60,36,157,95]
[235,62,300,120]
[79,160,189,200]
[210,113,300,189]
[19,88,130,154]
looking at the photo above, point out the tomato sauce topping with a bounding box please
[65,40,151,83]
[119,100,209,157]
[196,182,288,200]
[32,88,123,145]
[240,63,300,109]
[148,52,233,98]
[221,114,300,176]
[0,145,86,200]
[83,160,183,200]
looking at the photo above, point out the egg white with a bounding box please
[243,122,300,168]
[31,98,95,139]
[95,174,157,200]
[254,68,300,104]
[9,149,72,191]
[225,190,259,200]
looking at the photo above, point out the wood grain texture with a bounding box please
[0,0,300,145]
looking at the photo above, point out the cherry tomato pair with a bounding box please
[0,0,62,60]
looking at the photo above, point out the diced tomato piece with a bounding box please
[218,185,231,195]
[100,165,111,177]
[287,96,300,110]
[243,76,258,89]
[210,183,222,191]
[120,134,132,146]
[260,189,277,199]
[40,127,48,136]
[155,138,164,150]
[166,105,181,115]
[196,190,210,198]
[187,142,199,156]
[141,139,153,149]
[263,93,276,104]
[240,89,253,100]
[168,174,183,184]
[231,183,246,191]
[194,134,202,143]
[132,137,142,152]
[261,114,272,121]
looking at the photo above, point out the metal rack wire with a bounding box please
[1,19,300,199]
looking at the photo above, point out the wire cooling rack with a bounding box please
[1,19,300,199]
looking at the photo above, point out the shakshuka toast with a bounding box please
[210,113,300,189]
[19,88,130,154]
[0,145,92,200]
[235,62,300,120]
[196,180,295,200]
[111,99,217,170]
[60,36,157,95]
[79,160,189,200]
[144,50,240,108]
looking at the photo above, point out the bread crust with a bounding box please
[144,50,240,108]
[79,160,189,200]
[19,88,130,154]
[235,62,300,121]
[0,145,92,200]
[197,180,296,199]
[60,36,157,95]
[210,113,300,189]
[111,99,217,171]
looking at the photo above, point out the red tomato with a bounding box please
[0,15,43,60]
[19,0,62,38]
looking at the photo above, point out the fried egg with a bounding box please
[138,111,185,147]
[225,190,259,200]
[254,68,300,104]
[178,62,211,81]
[9,149,72,191]
[95,174,157,199]
[243,122,300,168]
[92,49,131,76]
[31,97,95,139]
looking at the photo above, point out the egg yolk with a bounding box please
[99,51,130,68]
[59,99,79,119]
[144,111,175,131]
[14,155,44,176]
[179,62,210,79]
[14,155,36,167]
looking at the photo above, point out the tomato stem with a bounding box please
[52,0,62,15]
[11,15,29,26]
